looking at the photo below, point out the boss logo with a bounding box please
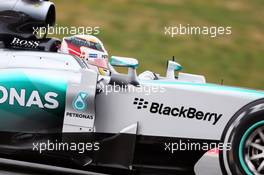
[11,37,40,48]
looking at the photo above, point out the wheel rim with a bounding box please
[239,121,264,175]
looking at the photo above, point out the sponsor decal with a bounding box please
[66,92,94,120]
[72,92,88,111]
[133,98,222,125]
[133,98,149,109]
[65,112,94,120]
[63,92,94,122]
[0,85,59,109]
[89,53,98,58]
[10,37,40,49]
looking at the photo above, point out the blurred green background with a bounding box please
[52,0,264,89]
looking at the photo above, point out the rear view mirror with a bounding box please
[110,56,139,86]
[110,56,138,68]
[166,60,182,79]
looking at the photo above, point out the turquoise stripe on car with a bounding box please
[141,80,264,97]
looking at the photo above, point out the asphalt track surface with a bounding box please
[0,152,222,175]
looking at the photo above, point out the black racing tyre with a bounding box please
[220,100,264,175]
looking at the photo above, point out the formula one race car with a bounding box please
[0,1,264,175]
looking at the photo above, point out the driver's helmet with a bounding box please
[59,35,109,75]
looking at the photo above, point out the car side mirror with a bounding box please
[110,56,138,68]
[110,56,139,86]
[166,60,182,79]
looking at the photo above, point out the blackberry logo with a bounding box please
[133,97,222,125]
[133,98,148,109]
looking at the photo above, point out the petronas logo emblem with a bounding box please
[73,92,88,111]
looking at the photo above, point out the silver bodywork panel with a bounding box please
[0,50,264,141]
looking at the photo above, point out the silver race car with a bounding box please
[0,1,263,175]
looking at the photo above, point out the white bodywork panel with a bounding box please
[0,51,82,71]
[178,72,206,83]
[63,70,97,132]
[95,81,264,140]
